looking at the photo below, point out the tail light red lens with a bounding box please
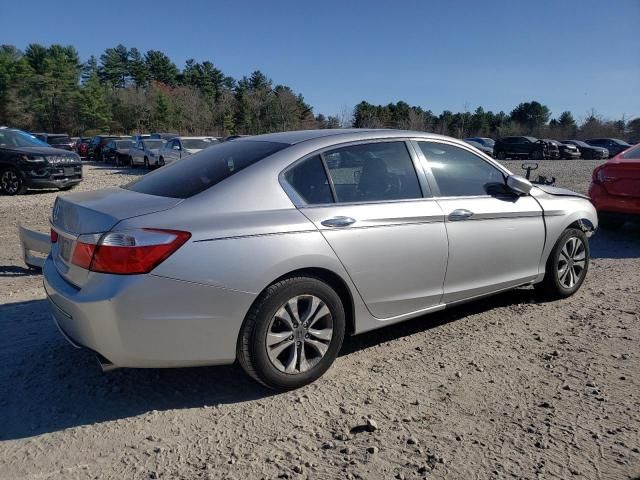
[70,229,190,274]
[50,228,58,243]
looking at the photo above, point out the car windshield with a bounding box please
[0,129,49,148]
[125,140,288,199]
[567,140,588,147]
[48,136,71,144]
[478,138,495,147]
[182,138,219,149]
[621,144,640,159]
[611,138,631,146]
[465,140,482,148]
[142,140,165,149]
[115,140,133,148]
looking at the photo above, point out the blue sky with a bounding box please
[4,0,639,121]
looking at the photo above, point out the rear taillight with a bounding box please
[50,228,58,243]
[592,166,606,184]
[71,229,190,274]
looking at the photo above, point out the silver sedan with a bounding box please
[44,129,597,390]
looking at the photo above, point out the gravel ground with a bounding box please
[1,160,639,480]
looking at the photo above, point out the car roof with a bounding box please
[233,128,453,146]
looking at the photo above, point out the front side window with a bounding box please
[418,142,505,197]
[283,155,333,205]
[324,142,422,203]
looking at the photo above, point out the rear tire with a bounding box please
[237,276,346,390]
[496,151,506,160]
[535,228,589,299]
[0,167,27,195]
[144,157,150,170]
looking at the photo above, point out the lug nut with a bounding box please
[289,335,294,340]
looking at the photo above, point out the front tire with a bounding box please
[237,276,346,390]
[496,151,506,160]
[535,228,589,299]
[0,168,27,195]
[144,157,150,170]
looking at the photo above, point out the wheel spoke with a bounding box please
[267,331,292,346]
[274,307,295,330]
[298,344,310,372]
[284,343,299,373]
[286,298,301,324]
[268,339,294,361]
[305,337,328,357]
[308,327,332,341]
[308,304,330,329]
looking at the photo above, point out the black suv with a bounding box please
[0,128,82,195]
[88,135,129,161]
[494,136,552,160]
[585,138,632,158]
[31,133,75,151]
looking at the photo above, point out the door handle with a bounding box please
[448,209,474,221]
[321,216,356,228]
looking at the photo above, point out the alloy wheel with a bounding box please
[266,295,333,374]
[1,170,20,194]
[557,236,586,288]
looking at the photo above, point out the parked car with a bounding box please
[589,143,640,229]
[88,135,129,161]
[463,139,494,157]
[544,139,580,160]
[562,140,608,159]
[159,136,219,166]
[44,129,597,390]
[102,139,134,166]
[586,138,632,158]
[150,132,179,140]
[75,137,92,158]
[31,133,75,151]
[129,138,166,169]
[130,134,151,143]
[493,136,550,160]
[464,137,495,150]
[0,128,82,195]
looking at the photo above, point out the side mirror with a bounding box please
[506,174,533,195]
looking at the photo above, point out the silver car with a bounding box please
[128,139,166,169]
[44,129,597,390]
[158,136,220,166]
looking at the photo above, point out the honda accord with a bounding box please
[44,129,597,389]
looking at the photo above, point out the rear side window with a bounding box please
[284,155,333,205]
[419,142,505,197]
[125,140,288,198]
[324,142,422,203]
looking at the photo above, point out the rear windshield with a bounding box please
[125,140,288,198]
[182,138,218,149]
[48,136,71,144]
[621,144,640,159]
[142,140,165,149]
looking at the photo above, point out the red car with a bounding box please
[589,143,640,229]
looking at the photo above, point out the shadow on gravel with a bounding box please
[0,299,273,441]
[0,265,40,277]
[0,287,541,441]
[590,223,640,259]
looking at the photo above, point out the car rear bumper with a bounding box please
[43,255,256,368]
[588,183,640,215]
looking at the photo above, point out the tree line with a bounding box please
[0,43,637,141]
[353,101,639,142]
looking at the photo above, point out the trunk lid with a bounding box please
[51,187,182,287]
[598,159,640,197]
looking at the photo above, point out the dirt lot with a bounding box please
[1,160,639,480]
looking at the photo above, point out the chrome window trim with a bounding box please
[278,138,432,208]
